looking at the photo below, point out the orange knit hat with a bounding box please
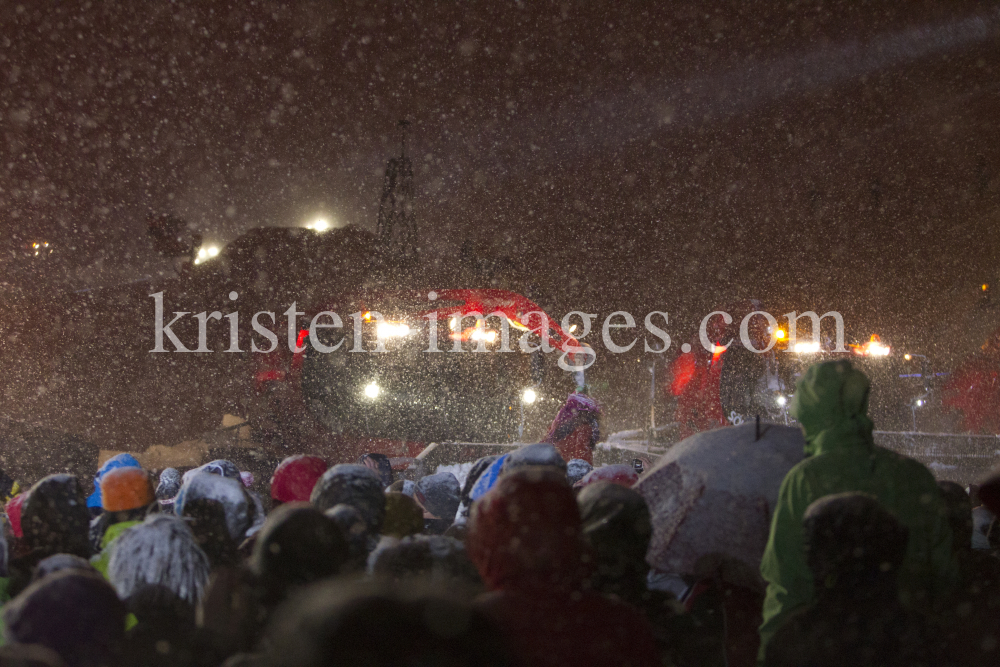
[100,467,154,512]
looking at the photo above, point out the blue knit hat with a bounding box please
[469,454,509,502]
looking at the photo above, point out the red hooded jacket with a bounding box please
[669,347,726,439]
[542,393,602,464]
[467,468,658,667]
[943,335,1000,434]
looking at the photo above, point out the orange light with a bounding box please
[363,311,372,321]
[864,334,890,356]
[775,329,786,340]
[983,284,990,292]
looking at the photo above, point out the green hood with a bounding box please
[790,359,874,456]
[91,519,142,579]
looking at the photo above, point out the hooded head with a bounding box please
[791,360,874,456]
[107,514,211,608]
[198,459,242,480]
[155,468,181,501]
[502,443,568,475]
[33,554,96,583]
[371,534,482,589]
[382,492,425,538]
[467,466,592,593]
[803,492,909,593]
[310,465,386,533]
[415,472,461,522]
[124,582,197,628]
[87,454,141,510]
[566,459,594,486]
[3,570,126,667]
[358,453,394,488]
[21,475,91,558]
[252,503,349,602]
[542,392,602,445]
[175,471,253,542]
[577,481,652,599]
[270,456,328,505]
[262,582,512,667]
[182,498,238,568]
[469,455,508,503]
[938,481,973,554]
[252,503,348,606]
[99,467,154,513]
[461,456,501,507]
[325,504,370,572]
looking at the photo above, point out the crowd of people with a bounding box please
[0,358,998,666]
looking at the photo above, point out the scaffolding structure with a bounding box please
[375,120,418,265]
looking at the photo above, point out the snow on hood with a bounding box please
[108,513,211,606]
[502,443,568,474]
[156,468,182,501]
[310,464,385,533]
[175,471,252,541]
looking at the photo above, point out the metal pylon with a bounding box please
[376,120,418,263]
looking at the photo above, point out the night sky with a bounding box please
[2,0,1000,350]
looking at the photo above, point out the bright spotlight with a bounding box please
[363,381,380,399]
[376,321,411,338]
[776,395,787,406]
[470,328,498,343]
[194,245,220,265]
[867,341,891,357]
[522,388,537,405]
[307,218,331,232]
[196,245,220,259]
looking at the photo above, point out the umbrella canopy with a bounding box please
[635,422,805,577]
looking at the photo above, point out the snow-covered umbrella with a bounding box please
[635,422,805,576]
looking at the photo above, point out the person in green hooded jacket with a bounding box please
[758,359,957,664]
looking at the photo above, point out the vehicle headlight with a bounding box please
[470,328,498,343]
[521,388,537,405]
[867,342,891,356]
[376,321,410,338]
